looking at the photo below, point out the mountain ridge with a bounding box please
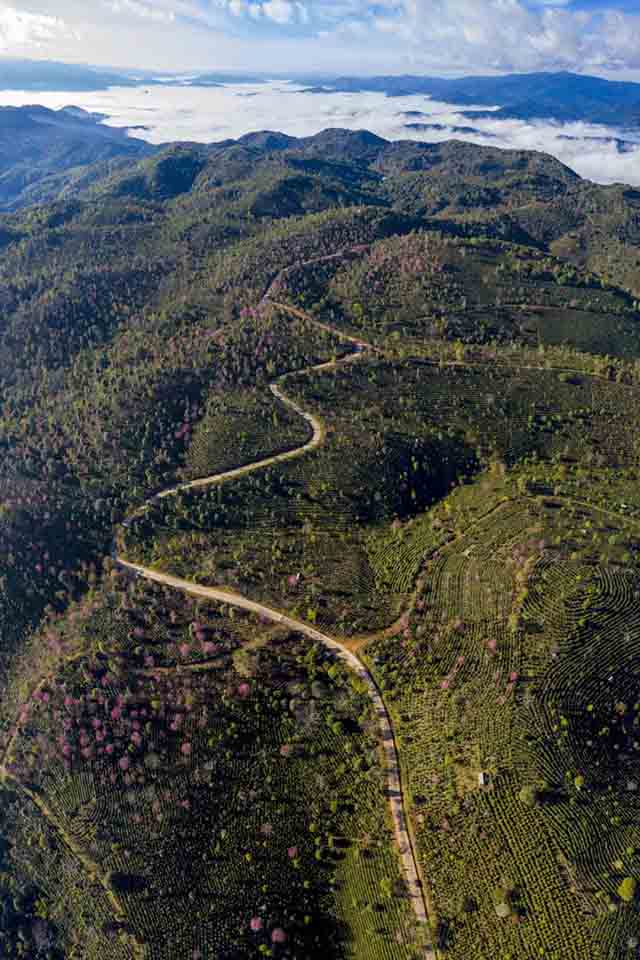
[301,70,640,126]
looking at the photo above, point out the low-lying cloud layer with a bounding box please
[2,79,640,185]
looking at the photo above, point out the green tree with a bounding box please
[518,785,539,808]
[618,877,637,903]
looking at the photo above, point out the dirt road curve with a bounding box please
[116,278,434,951]
[115,562,429,931]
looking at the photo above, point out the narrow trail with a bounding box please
[114,281,435,950]
[123,348,362,519]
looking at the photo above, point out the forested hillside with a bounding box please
[3,128,640,958]
[0,105,153,210]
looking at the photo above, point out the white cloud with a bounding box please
[0,4,66,48]
[213,0,640,76]
[231,0,308,25]
[371,0,640,74]
[8,0,640,77]
[106,0,175,23]
[262,0,295,23]
[0,0,245,70]
[3,79,640,187]
[368,0,581,72]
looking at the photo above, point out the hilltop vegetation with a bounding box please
[4,127,640,957]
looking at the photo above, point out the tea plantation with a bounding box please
[5,132,640,957]
[113,234,640,958]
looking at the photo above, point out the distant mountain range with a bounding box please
[0,58,270,91]
[4,66,640,210]
[403,121,498,138]
[300,71,640,128]
[4,60,640,131]
[0,58,148,91]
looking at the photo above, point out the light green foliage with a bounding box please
[618,878,637,903]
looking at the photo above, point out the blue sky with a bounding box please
[5,0,640,76]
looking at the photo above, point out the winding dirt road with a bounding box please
[115,280,434,949]
[9,244,634,956]
[115,562,429,932]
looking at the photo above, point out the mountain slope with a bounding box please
[0,105,154,210]
[2,127,640,958]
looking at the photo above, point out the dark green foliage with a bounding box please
[108,147,208,202]
[5,125,640,960]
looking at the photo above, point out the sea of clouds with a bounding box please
[2,79,640,186]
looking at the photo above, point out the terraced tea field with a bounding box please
[283,233,640,360]
[6,235,640,959]
[368,490,640,959]
[124,341,640,641]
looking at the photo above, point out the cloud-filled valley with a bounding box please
[2,78,640,186]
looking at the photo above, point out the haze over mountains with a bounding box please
[0,58,270,91]
[3,62,640,190]
[0,105,152,209]
[10,59,640,128]
[308,72,640,128]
